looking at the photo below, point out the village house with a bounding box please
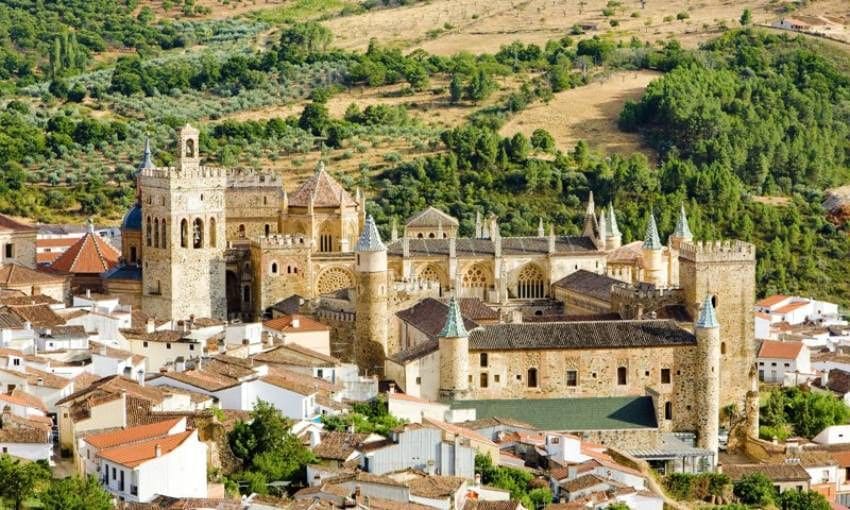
[0,407,52,463]
[263,314,332,356]
[360,423,476,477]
[756,340,813,385]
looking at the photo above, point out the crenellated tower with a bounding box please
[140,124,227,321]
[354,215,389,376]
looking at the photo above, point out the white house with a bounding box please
[384,342,440,401]
[756,295,841,328]
[79,417,187,478]
[0,313,35,353]
[0,410,52,463]
[90,342,146,382]
[37,325,89,352]
[757,340,812,385]
[263,314,331,356]
[98,428,207,503]
[121,323,204,373]
[813,425,850,446]
[223,322,266,356]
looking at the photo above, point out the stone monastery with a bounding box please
[62,125,757,460]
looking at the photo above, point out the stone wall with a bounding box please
[249,240,310,316]
[571,428,662,450]
[354,271,389,377]
[315,308,356,362]
[224,183,282,242]
[0,230,37,268]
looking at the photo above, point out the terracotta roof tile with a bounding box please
[312,431,369,460]
[0,263,66,286]
[253,343,339,368]
[758,340,805,360]
[288,165,356,208]
[0,214,36,233]
[774,301,810,314]
[407,475,466,498]
[0,294,60,306]
[97,430,193,467]
[263,314,330,333]
[723,462,810,482]
[50,231,120,274]
[0,389,46,411]
[3,304,65,328]
[552,269,621,302]
[84,418,183,449]
[396,298,478,341]
[757,295,790,307]
[25,367,71,389]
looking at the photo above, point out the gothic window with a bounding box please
[418,264,445,289]
[617,366,627,385]
[320,234,334,252]
[238,224,246,239]
[517,264,545,299]
[462,264,491,288]
[145,217,152,247]
[316,267,354,295]
[480,353,488,367]
[193,218,203,249]
[270,262,278,275]
[185,138,195,157]
[209,218,217,248]
[527,368,538,388]
[417,233,423,239]
[180,219,188,248]
[153,219,159,248]
[161,220,167,248]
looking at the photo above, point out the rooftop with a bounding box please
[0,214,36,233]
[552,270,621,302]
[758,340,805,360]
[405,207,459,228]
[97,430,193,468]
[451,396,658,431]
[0,263,66,286]
[263,314,330,333]
[722,462,810,482]
[84,418,183,449]
[396,298,478,341]
[288,162,356,208]
[50,230,120,274]
[387,236,598,257]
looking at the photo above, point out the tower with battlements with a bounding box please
[140,124,227,321]
[354,215,389,376]
[679,240,756,412]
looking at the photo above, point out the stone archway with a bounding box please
[416,263,448,294]
[460,262,493,300]
[513,263,546,299]
[316,267,355,295]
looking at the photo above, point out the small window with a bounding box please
[617,366,627,385]
[566,370,577,387]
[516,374,522,381]
[4,243,13,258]
[527,368,538,388]
[480,353,488,367]
[271,262,278,275]
[166,343,171,350]
[143,341,148,348]
[721,342,727,355]
[12,358,20,367]
[494,374,500,383]
[665,401,673,420]
[784,363,790,368]
[480,373,488,388]
[468,375,472,383]
[415,377,421,385]
[189,344,195,351]
[661,368,671,384]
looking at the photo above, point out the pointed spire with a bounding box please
[674,203,693,239]
[356,215,386,252]
[597,209,606,241]
[475,211,483,238]
[585,191,595,216]
[583,192,599,239]
[87,218,95,234]
[696,294,719,329]
[139,137,154,170]
[439,297,468,338]
[548,224,556,254]
[607,204,620,237]
[537,218,545,237]
[643,210,662,250]
[391,217,398,242]
[316,160,326,174]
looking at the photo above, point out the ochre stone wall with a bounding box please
[224,186,283,241]
[249,242,310,316]
[355,271,388,376]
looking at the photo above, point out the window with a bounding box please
[527,368,538,388]
[143,342,148,348]
[617,366,627,385]
[243,286,251,303]
[238,224,246,239]
[192,218,204,248]
[317,369,323,378]
[661,368,671,384]
[209,218,217,248]
[264,224,270,237]
[112,467,116,480]
[180,219,189,248]
[146,217,152,247]
[516,264,545,299]
[494,374,500,383]
[480,373,488,388]
[153,219,159,248]
[721,342,727,355]
[480,353,488,367]
[468,375,472,384]
[566,370,578,387]
[4,243,12,258]
[189,344,195,351]
[415,377,421,385]
[166,343,171,350]
[12,358,20,367]
[665,401,673,420]
[161,220,166,248]
[784,363,790,368]
[130,246,137,263]
[271,262,278,275]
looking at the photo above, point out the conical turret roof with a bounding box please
[607,204,620,237]
[138,138,154,170]
[696,294,719,329]
[356,215,386,252]
[438,297,468,338]
[673,203,692,239]
[643,211,662,250]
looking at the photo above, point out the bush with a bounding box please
[664,472,730,501]
[733,473,775,507]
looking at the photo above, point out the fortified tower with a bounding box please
[641,212,666,288]
[695,294,721,461]
[354,215,389,376]
[140,124,227,321]
[438,297,469,401]
[679,240,756,413]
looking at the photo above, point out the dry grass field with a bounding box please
[500,69,659,157]
[324,0,849,54]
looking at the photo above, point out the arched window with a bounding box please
[463,264,491,288]
[418,264,446,290]
[185,138,195,157]
[428,233,435,239]
[145,217,152,247]
[527,368,538,388]
[192,218,203,249]
[417,233,424,239]
[264,224,270,237]
[161,220,167,248]
[617,366,627,385]
[209,218,217,248]
[180,219,189,248]
[270,262,278,275]
[665,401,673,420]
[238,224,246,239]
[517,264,545,299]
[129,246,137,263]
[153,219,160,248]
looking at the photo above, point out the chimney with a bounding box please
[86,289,91,299]
[291,316,300,329]
[154,444,162,457]
[821,370,830,387]
[30,285,41,296]
[36,377,43,386]
[388,383,396,394]
[474,474,481,487]
[511,310,523,324]
[145,318,155,334]
[138,370,145,386]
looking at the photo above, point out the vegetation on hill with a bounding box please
[759,386,850,441]
[0,455,111,510]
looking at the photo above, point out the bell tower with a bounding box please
[140,124,227,321]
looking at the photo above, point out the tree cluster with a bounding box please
[760,386,850,441]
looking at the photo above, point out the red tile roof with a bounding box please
[757,295,790,308]
[264,314,330,333]
[0,263,66,286]
[97,430,193,467]
[50,231,120,274]
[84,418,183,449]
[0,214,36,233]
[758,340,805,360]
[0,389,46,412]
[774,301,810,314]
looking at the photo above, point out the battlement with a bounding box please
[226,168,283,188]
[139,166,227,181]
[393,278,442,294]
[678,240,755,262]
[254,234,309,249]
[610,283,683,301]
[610,283,685,320]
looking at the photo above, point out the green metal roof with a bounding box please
[438,297,468,338]
[696,294,719,329]
[643,211,662,250]
[673,203,692,239]
[452,396,658,431]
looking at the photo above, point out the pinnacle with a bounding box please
[674,203,693,239]
[696,294,719,329]
[439,297,468,338]
[643,211,662,250]
[356,215,386,252]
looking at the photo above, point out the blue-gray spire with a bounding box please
[139,137,154,170]
[674,203,692,239]
[607,204,620,237]
[355,215,386,252]
[439,297,468,338]
[643,211,661,250]
[696,294,719,329]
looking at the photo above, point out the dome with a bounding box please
[122,204,142,232]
